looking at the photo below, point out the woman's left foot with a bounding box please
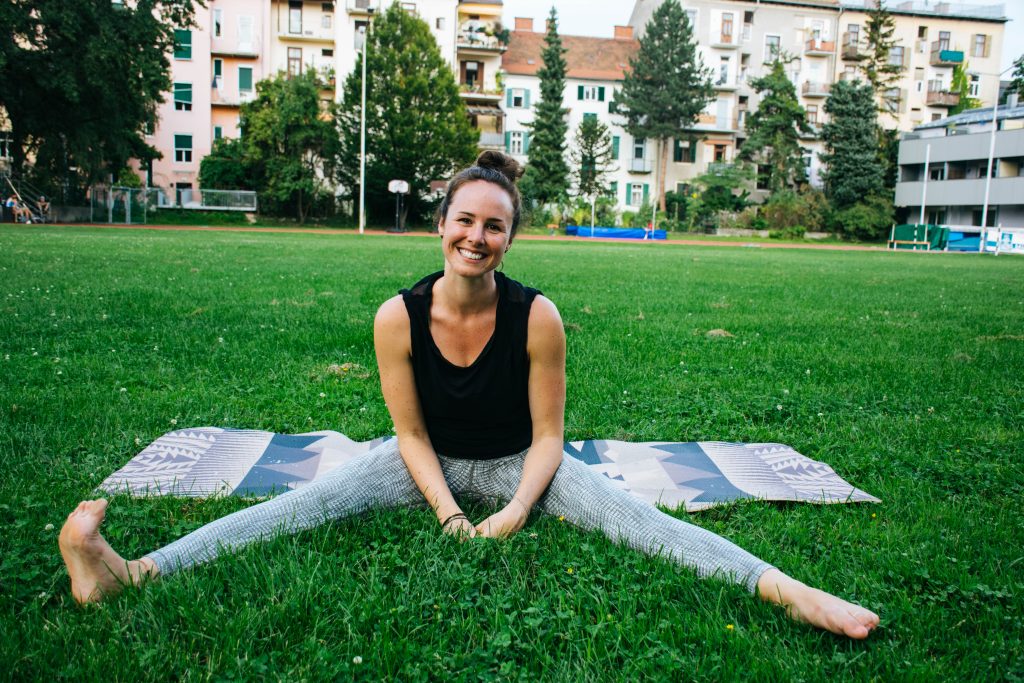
[758,568,880,639]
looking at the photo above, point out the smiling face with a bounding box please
[437,180,515,278]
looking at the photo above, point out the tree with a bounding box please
[821,80,884,209]
[1007,55,1024,102]
[857,0,902,116]
[521,8,570,207]
[568,116,616,198]
[739,59,811,194]
[336,3,477,225]
[616,0,713,211]
[949,62,981,115]
[198,138,253,191]
[241,70,339,224]
[0,0,199,200]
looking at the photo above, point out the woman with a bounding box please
[60,152,879,639]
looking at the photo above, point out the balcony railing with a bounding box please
[925,88,961,107]
[713,76,738,91]
[802,81,831,98]
[805,38,835,56]
[629,159,653,173]
[279,24,334,42]
[478,132,505,149]
[930,42,964,66]
[346,0,379,13]
[210,38,260,58]
[457,28,506,51]
[842,33,862,60]
[711,33,738,49]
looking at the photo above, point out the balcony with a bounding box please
[278,25,334,43]
[711,33,739,49]
[346,0,379,14]
[629,159,653,173]
[805,38,835,56]
[457,22,507,53]
[926,88,960,108]
[688,113,740,133]
[459,84,502,101]
[842,33,862,60]
[210,38,260,58]
[930,42,963,66]
[211,88,255,108]
[478,132,505,150]
[799,123,822,140]
[713,76,738,91]
[839,70,863,83]
[802,81,830,98]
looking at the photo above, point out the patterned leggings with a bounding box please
[145,440,773,593]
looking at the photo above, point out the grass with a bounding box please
[1,224,1022,681]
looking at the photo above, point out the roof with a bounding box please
[915,103,1024,130]
[502,31,639,82]
[839,0,1007,22]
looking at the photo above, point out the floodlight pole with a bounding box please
[358,21,369,235]
[979,95,998,247]
[918,143,930,228]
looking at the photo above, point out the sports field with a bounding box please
[1,225,1021,680]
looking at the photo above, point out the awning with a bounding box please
[465,103,503,116]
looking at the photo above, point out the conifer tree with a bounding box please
[616,0,713,211]
[949,62,981,115]
[1008,55,1024,102]
[821,80,883,209]
[857,0,902,116]
[738,59,811,194]
[521,8,570,206]
[569,116,616,198]
[336,3,477,225]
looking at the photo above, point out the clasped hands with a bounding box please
[441,497,530,540]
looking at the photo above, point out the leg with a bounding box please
[61,438,420,604]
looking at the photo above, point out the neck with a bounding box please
[436,269,498,315]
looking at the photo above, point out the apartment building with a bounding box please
[502,20,648,211]
[894,100,1024,229]
[836,1,1006,130]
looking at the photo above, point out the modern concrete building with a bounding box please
[502,20,648,211]
[894,99,1024,230]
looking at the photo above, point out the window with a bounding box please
[238,66,253,93]
[713,144,727,162]
[802,151,813,170]
[462,60,481,88]
[289,0,302,33]
[765,35,781,62]
[685,9,697,29]
[213,9,222,37]
[629,183,645,206]
[884,87,901,113]
[436,17,446,30]
[674,139,696,163]
[718,56,730,85]
[214,126,223,141]
[322,13,332,29]
[288,47,302,77]
[173,82,192,111]
[610,181,618,197]
[509,131,524,155]
[938,31,950,51]
[0,131,13,159]
[583,113,597,122]
[633,138,646,160]
[507,88,529,108]
[213,59,223,88]
[173,29,192,59]
[931,112,942,121]
[889,46,905,68]
[612,136,620,160]
[969,73,980,97]
[806,104,818,124]
[918,26,927,39]
[972,34,990,58]
[238,16,254,51]
[578,85,605,101]
[721,13,733,43]
[400,2,416,14]
[322,48,333,57]
[756,165,770,190]
[174,134,193,163]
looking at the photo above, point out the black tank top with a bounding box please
[400,271,541,460]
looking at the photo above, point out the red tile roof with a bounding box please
[502,31,639,82]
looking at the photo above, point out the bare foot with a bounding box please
[757,568,880,639]
[58,499,155,604]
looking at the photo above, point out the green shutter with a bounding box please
[524,89,531,108]
[238,67,253,91]
[213,126,223,140]
[174,134,192,149]
[578,85,584,100]
[506,89,513,107]
[625,183,630,205]
[174,29,192,59]
[522,132,530,154]
[610,181,618,197]
[173,82,192,103]
[598,86,605,102]
[612,136,620,159]
[642,184,649,205]
[673,139,681,162]
[504,131,511,153]
[584,113,596,122]
[689,140,697,163]
[213,60,222,77]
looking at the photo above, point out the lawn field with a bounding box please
[1,225,1022,681]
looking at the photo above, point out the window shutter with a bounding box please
[524,89,531,108]
[598,86,605,102]
[624,184,630,204]
[584,113,596,122]
[174,134,193,149]
[506,89,513,107]
[174,29,192,59]
[174,82,192,103]
[239,67,253,91]
[642,184,649,205]
[213,126,223,140]
[610,181,618,198]
[612,136,620,159]
[505,131,511,153]
[578,85,584,100]
[523,132,530,154]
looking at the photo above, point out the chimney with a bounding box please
[614,25,634,41]
[514,17,533,32]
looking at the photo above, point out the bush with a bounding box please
[829,194,894,241]
[760,190,828,234]
[769,224,806,239]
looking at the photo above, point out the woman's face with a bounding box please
[438,180,515,278]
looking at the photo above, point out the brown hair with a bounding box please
[437,151,524,236]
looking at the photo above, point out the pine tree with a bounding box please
[569,116,616,198]
[821,80,884,210]
[336,3,477,225]
[949,62,981,115]
[857,0,903,117]
[1008,55,1024,102]
[738,59,811,194]
[616,0,713,211]
[521,8,570,206]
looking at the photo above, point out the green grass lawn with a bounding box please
[1,225,1022,680]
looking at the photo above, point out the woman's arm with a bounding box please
[475,295,566,538]
[374,296,475,537]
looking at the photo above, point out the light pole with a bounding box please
[979,63,1015,248]
[358,11,374,235]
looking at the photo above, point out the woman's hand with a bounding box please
[442,515,477,540]
[474,501,530,539]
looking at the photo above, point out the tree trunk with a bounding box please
[658,137,668,212]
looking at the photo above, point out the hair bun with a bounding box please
[475,150,523,184]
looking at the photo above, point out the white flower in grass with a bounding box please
[783,389,789,395]
[135,437,142,445]
[776,405,783,411]
[32,352,38,357]
[120,387,127,393]
[319,392,326,398]
[218,337,224,344]
[170,418,178,426]
[805,369,811,375]
[352,656,363,665]
[56,370,62,376]
[44,523,54,531]
[3,355,8,361]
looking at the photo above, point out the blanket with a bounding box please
[98,428,880,512]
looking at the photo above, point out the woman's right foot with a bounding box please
[58,499,153,604]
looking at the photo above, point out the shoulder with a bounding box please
[374,295,411,345]
[527,295,565,357]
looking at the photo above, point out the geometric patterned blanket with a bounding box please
[98,428,880,512]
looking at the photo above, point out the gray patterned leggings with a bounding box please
[145,440,773,593]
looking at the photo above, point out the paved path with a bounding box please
[10,222,897,252]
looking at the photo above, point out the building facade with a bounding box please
[894,99,1024,230]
